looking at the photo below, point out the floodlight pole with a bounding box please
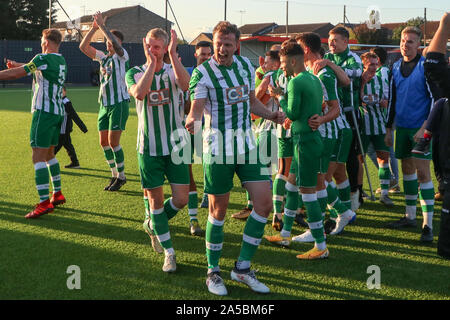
[165,0,168,32]
[424,7,427,45]
[286,1,289,36]
[224,0,227,20]
[49,0,52,29]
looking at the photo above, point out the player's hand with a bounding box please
[6,59,17,69]
[271,111,285,125]
[384,129,393,147]
[92,19,99,30]
[258,56,265,73]
[268,85,283,98]
[413,127,425,143]
[308,114,322,131]
[361,70,375,86]
[185,116,196,135]
[283,118,292,130]
[313,59,328,75]
[143,38,156,65]
[93,11,105,27]
[440,11,450,29]
[168,29,178,56]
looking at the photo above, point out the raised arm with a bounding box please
[79,20,99,60]
[0,66,27,81]
[93,11,124,57]
[168,29,190,91]
[423,12,449,56]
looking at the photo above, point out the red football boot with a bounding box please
[25,200,54,219]
[50,191,66,206]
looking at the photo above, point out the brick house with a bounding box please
[52,5,173,43]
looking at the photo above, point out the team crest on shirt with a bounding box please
[162,73,169,82]
[147,88,170,106]
[101,62,113,76]
[239,69,248,78]
[225,84,249,105]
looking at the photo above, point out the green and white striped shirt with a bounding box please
[376,65,390,101]
[189,55,257,159]
[24,53,67,115]
[315,67,340,139]
[360,74,386,135]
[275,69,291,139]
[126,63,188,156]
[95,49,130,107]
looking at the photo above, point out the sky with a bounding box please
[55,0,448,42]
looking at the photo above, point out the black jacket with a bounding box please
[61,96,87,134]
[439,98,450,173]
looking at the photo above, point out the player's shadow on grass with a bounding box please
[0,200,185,245]
[77,167,140,177]
[61,169,140,183]
[254,241,450,299]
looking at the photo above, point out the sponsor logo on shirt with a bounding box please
[147,88,170,106]
[225,85,249,105]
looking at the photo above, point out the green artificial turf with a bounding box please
[0,87,449,300]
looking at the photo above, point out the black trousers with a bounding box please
[432,136,445,194]
[346,129,360,193]
[437,171,450,259]
[55,133,79,164]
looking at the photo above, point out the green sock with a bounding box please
[103,146,117,176]
[273,174,287,215]
[303,193,326,246]
[143,195,150,220]
[113,145,125,179]
[326,181,348,217]
[34,162,50,203]
[238,210,267,261]
[419,181,435,229]
[379,164,391,196]
[298,191,304,210]
[188,191,198,221]
[150,207,172,250]
[317,188,328,221]
[246,192,253,210]
[281,182,298,237]
[164,198,180,221]
[46,158,61,193]
[206,215,224,269]
[337,179,351,210]
[403,174,418,219]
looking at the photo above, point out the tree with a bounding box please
[391,16,425,42]
[353,23,390,45]
[0,0,57,40]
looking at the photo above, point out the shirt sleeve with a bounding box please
[381,68,390,100]
[23,54,48,75]
[94,50,107,63]
[279,78,301,121]
[125,67,140,90]
[189,67,208,101]
[320,72,338,101]
[118,49,129,62]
